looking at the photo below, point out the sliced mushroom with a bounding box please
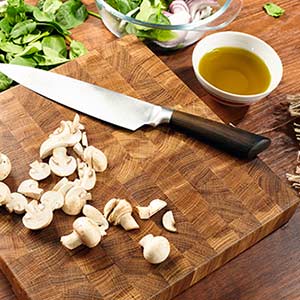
[136,199,167,220]
[83,146,107,172]
[49,147,77,177]
[62,186,91,215]
[77,160,96,190]
[83,204,109,235]
[73,143,84,159]
[6,192,28,214]
[61,216,102,250]
[52,177,69,191]
[139,234,170,264]
[81,132,88,147]
[40,191,64,210]
[0,182,11,206]
[29,160,51,181]
[104,198,139,231]
[40,119,82,159]
[0,152,11,181]
[162,211,176,232]
[22,200,53,230]
[17,179,43,200]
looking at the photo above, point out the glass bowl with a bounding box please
[95,0,243,50]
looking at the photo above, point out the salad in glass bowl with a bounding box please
[95,0,243,49]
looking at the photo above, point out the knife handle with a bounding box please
[169,110,271,160]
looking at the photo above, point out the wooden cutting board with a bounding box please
[0,35,298,300]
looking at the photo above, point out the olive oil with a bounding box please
[199,47,271,95]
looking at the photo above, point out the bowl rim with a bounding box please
[192,31,283,101]
[95,0,233,31]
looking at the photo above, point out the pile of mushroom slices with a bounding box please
[0,114,178,265]
[0,114,108,231]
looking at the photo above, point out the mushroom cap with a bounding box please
[6,192,28,214]
[83,204,109,229]
[29,161,51,181]
[107,199,132,225]
[0,182,11,206]
[0,152,11,181]
[162,210,176,232]
[22,200,53,230]
[73,217,101,247]
[62,186,91,215]
[52,177,69,191]
[140,234,170,264]
[49,147,77,177]
[17,179,43,200]
[103,198,119,219]
[40,191,64,210]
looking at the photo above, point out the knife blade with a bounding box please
[0,63,270,159]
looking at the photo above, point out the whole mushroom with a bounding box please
[0,152,11,181]
[139,234,170,264]
[60,216,103,250]
[104,198,139,231]
[0,182,11,206]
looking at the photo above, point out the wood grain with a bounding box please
[1,0,300,299]
[0,33,298,300]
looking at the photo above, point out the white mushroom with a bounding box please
[17,179,43,200]
[52,177,69,191]
[6,192,28,214]
[0,152,11,181]
[0,182,11,206]
[136,199,167,220]
[40,118,82,159]
[49,147,77,177]
[29,160,51,181]
[104,198,139,231]
[62,186,91,215]
[60,216,102,250]
[162,211,177,232]
[22,200,53,230]
[139,234,170,264]
[77,160,96,190]
[73,143,84,159]
[83,146,107,172]
[83,204,109,235]
[40,191,64,210]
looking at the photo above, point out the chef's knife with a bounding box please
[0,63,270,159]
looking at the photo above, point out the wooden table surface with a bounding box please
[1,0,300,299]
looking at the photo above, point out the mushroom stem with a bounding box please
[119,214,139,230]
[60,231,82,250]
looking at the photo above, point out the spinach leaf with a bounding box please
[55,0,88,30]
[10,19,36,38]
[0,72,13,91]
[43,0,62,14]
[42,35,67,57]
[69,40,87,59]
[8,56,37,67]
[22,30,50,44]
[0,18,12,35]
[33,53,68,66]
[106,0,142,14]
[0,42,23,53]
[15,41,42,56]
[263,3,284,17]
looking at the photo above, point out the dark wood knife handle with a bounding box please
[169,110,271,160]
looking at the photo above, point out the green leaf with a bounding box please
[0,18,12,35]
[0,42,23,53]
[8,56,37,67]
[33,53,68,66]
[15,41,42,56]
[0,72,13,91]
[263,3,284,17]
[10,20,36,38]
[69,40,87,59]
[42,35,67,57]
[42,0,62,14]
[55,0,88,30]
[22,30,50,44]
[33,9,53,22]
[106,0,142,14]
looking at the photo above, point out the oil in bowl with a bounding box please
[198,47,271,95]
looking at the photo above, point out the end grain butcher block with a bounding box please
[0,35,298,300]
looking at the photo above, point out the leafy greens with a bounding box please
[0,0,90,91]
[263,2,285,18]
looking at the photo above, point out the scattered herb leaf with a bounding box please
[263,2,285,18]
